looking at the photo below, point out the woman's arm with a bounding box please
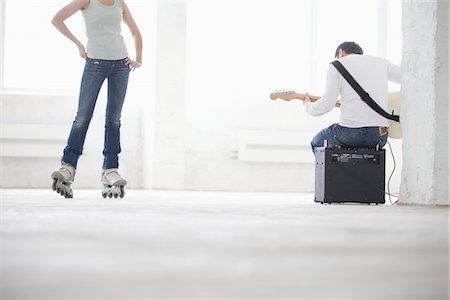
[121,0,142,71]
[51,0,89,59]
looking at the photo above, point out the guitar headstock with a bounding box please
[269,90,297,101]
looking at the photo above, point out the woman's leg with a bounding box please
[62,59,107,168]
[103,59,130,170]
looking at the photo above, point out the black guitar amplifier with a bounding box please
[314,147,385,204]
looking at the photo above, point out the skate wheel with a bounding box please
[102,192,107,198]
[52,179,57,191]
[108,192,113,198]
[114,193,118,198]
[120,187,125,198]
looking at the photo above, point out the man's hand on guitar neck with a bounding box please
[304,92,311,103]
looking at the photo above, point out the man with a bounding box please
[304,41,401,152]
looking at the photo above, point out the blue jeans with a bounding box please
[310,123,388,152]
[62,58,130,169]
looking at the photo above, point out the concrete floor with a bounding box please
[1,189,448,300]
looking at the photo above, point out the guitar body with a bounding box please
[270,90,402,139]
[387,92,401,139]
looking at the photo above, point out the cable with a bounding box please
[385,140,399,205]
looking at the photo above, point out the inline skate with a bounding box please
[51,163,75,198]
[101,168,126,198]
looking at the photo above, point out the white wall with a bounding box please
[182,2,316,192]
[400,0,448,205]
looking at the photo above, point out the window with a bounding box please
[185,1,402,150]
[2,1,85,92]
[186,1,313,140]
[1,0,154,94]
[312,1,379,92]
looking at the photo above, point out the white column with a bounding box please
[151,1,187,190]
[400,0,448,205]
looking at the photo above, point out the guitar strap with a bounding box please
[331,60,400,122]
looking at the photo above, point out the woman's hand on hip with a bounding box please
[78,44,87,59]
[124,57,142,71]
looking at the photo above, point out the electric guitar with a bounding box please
[269,90,402,139]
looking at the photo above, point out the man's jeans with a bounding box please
[311,123,388,152]
[62,58,130,169]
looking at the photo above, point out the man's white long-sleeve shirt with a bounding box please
[303,54,401,128]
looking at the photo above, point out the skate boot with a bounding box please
[51,163,75,198]
[101,168,127,198]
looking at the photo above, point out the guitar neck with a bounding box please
[290,93,321,102]
[273,92,341,107]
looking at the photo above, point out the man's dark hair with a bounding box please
[335,41,363,58]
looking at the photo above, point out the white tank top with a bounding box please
[82,0,128,60]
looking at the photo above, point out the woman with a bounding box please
[50,0,142,198]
